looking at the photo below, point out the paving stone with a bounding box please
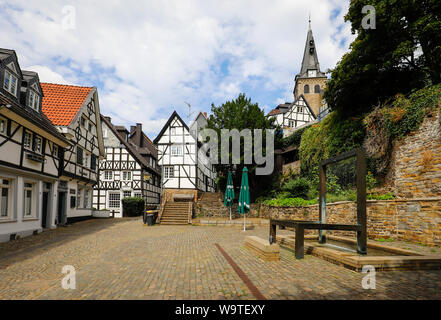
[0,218,439,300]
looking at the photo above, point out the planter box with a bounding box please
[93,210,112,218]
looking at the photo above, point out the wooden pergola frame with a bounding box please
[270,148,367,259]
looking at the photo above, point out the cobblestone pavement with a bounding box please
[0,218,440,300]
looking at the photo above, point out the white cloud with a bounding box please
[25,65,72,85]
[0,0,354,137]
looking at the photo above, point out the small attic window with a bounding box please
[28,91,40,112]
[3,70,18,97]
[309,48,315,54]
[309,40,314,46]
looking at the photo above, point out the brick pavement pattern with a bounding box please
[0,218,440,300]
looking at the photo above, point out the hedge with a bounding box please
[122,197,145,217]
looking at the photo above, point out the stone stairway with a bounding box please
[160,202,191,225]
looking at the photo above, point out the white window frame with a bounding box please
[28,90,40,112]
[3,70,18,97]
[0,178,11,219]
[164,166,175,179]
[103,170,113,181]
[108,192,120,208]
[121,171,132,181]
[171,145,183,156]
[288,120,295,128]
[24,131,32,150]
[134,193,142,198]
[23,182,34,218]
[123,191,132,199]
[84,188,90,208]
[77,186,84,209]
[34,136,42,154]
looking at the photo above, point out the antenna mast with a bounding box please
[184,102,195,122]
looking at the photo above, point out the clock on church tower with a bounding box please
[307,70,317,77]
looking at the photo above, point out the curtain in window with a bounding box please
[1,188,8,217]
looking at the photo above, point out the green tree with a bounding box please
[324,0,441,117]
[206,94,278,200]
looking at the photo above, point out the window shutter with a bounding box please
[91,154,97,171]
[77,147,83,164]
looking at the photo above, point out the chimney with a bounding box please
[130,125,136,135]
[204,112,207,118]
[104,116,111,123]
[136,123,143,148]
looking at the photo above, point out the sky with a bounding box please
[0,0,354,138]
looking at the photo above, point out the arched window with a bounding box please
[304,85,310,94]
[314,84,320,93]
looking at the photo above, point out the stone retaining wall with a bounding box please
[259,198,441,247]
[387,108,441,198]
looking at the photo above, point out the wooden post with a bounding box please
[318,163,327,244]
[295,225,305,259]
[269,221,277,244]
[356,149,367,254]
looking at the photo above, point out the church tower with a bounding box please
[293,19,327,116]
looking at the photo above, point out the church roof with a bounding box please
[297,21,326,79]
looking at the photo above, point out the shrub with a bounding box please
[367,192,395,200]
[281,126,308,148]
[263,197,317,207]
[121,197,145,217]
[299,111,365,179]
[363,84,441,176]
[281,177,310,198]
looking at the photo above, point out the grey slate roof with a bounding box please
[297,23,326,79]
[0,92,69,144]
[101,115,160,174]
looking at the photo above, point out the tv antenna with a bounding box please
[184,102,196,122]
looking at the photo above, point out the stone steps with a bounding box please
[160,202,191,225]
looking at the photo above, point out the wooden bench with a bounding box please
[270,219,365,259]
[245,236,280,261]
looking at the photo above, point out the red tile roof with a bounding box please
[41,83,93,126]
[268,109,281,115]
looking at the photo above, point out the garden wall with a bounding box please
[259,198,441,246]
[387,108,441,198]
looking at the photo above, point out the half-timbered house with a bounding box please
[0,48,70,242]
[154,111,216,202]
[93,116,161,217]
[41,83,105,222]
[268,95,317,137]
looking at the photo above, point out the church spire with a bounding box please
[297,18,324,79]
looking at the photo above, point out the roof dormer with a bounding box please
[21,70,43,113]
[0,48,23,102]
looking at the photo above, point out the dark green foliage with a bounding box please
[281,177,310,198]
[281,126,308,149]
[324,0,441,117]
[121,197,145,217]
[263,197,316,207]
[299,112,365,179]
[206,93,277,200]
[364,84,441,176]
[383,85,441,139]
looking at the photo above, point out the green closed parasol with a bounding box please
[224,171,235,220]
[238,167,250,231]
